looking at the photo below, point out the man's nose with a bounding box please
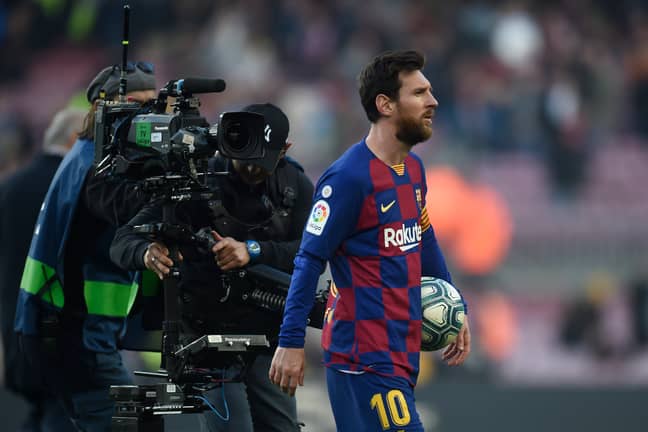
[428,93,439,108]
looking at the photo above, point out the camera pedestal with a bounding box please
[110,333,270,431]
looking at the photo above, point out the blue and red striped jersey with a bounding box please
[280,139,452,385]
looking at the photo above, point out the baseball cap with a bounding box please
[241,103,289,173]
[86,61,156,103]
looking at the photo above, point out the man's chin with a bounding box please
[396,119,433,146]
[419,125,433,142]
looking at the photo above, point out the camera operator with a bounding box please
[110,103,314,432]
[13,62,157,431]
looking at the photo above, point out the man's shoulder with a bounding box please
[282,156,305,172]
[320,142,369,184]
[274,157,313,187]
[55,139,95,177]
[407,150,424,164]
[337,140,367,163]
[0,156,60,197]
[0,169,23,196]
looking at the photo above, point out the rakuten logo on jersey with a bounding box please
[383,222,421,252]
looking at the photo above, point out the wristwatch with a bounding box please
[246,240,261,262]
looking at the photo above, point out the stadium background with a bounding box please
[1,1,648,430]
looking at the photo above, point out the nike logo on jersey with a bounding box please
[380,200,396,213]
[383,222,421,252]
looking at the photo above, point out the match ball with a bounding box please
[420,277,465,351]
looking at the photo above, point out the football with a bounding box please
[420,277,466,351]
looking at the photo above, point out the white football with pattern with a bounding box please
[420,277,465,351]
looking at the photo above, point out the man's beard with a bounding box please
[395,114,432,147]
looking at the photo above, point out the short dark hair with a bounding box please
[358,50,425,123]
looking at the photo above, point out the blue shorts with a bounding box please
[326,368,423,432]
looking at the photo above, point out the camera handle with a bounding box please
[160,202,183,383]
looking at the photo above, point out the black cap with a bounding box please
[241,103,289,173]
[86,61,156,103]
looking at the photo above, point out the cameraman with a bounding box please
[110,103,314,432]
[14,62,157,431]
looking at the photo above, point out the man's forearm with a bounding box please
[278,250,326,348]
[257,238,301,272]
[110,225,150,271]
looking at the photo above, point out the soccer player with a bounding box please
[270,50,471,431]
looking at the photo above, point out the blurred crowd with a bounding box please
[2,0,648,191]
[2,0,648,384]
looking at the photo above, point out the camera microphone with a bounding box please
[172,78,226,96]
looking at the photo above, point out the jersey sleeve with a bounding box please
[278,167,364,347]
[278,250,326,348]
[420,211,451,282]
[299,168,364,261]
[419,162,468,314]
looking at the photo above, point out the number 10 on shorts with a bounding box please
[370,389,411,430]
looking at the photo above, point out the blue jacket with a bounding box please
[14,138,138,352]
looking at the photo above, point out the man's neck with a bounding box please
[365,123,411,166]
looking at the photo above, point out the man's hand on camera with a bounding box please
[269,347,305,397]
[211,231,250,271]
[144,242,182,280]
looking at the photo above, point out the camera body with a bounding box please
[93,78,266,181]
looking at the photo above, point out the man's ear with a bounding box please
[375,94,394,117]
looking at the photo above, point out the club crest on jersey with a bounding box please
[306,200,330,236]
[383,221,421,252]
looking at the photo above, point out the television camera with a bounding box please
[93,76,267,184]
[97,7,327,431]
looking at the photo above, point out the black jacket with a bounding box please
[110,157,314,339]
[61,165,148,320]
[0,154,62,396]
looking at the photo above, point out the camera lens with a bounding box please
[224,122,250,150]
[217,111,264,160]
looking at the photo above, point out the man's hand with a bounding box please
[269,347,305,396]
[441,316,471,366]
[144,242,182,280]
[211,231,250,271]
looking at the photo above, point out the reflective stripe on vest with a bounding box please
[84,280,139,317]
[20,256,64,308]
[20,257,139,317]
